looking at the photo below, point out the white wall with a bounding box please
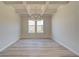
[52,2,79,55]
[0,2,20,52]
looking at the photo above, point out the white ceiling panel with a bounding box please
[3,1,69,15]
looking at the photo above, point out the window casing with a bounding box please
[28,20,44,33]
[28,20,35,33]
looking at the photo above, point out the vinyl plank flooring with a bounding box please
[0,39,78,57]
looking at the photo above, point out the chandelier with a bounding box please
[23,1,49,20]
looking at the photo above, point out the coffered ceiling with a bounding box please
[3,1,69,15]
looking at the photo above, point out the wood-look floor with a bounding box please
[0,39,78,57]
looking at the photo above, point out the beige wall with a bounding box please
[52,2,79,55]
[20,14,52,39]
[0,2,20,52]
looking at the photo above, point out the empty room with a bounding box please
[0,1,79,57]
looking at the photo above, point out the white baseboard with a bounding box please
[53,38,79,56]
[0,39,19,52]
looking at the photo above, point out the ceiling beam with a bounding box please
[41,1,49,16]
[23,1,50,16]
[23,1,31,16]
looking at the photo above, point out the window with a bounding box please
[37,20,43,33]
[28,20,35,33]
[28,20,44,33]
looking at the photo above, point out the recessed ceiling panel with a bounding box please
[49,1,69,4]
[26,1,46,4]
[3,1,69,15]
[3,1,23,4]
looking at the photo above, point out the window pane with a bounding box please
[37,25,43,33]
[28,25,35,33]
[37,20,43,25]
[28,20,35,25]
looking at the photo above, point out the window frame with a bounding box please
[28,20,35,33]
[28,20,44,33]
[36,20,44,33]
